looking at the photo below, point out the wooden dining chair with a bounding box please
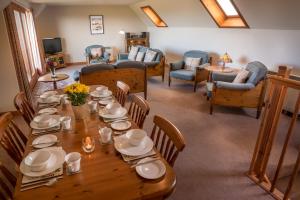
[14,92,35,125]
[115,81,130,107]
[128,94,150,129]
[0,162,17,199]
[150,115,186,167]
[0,112,28,165]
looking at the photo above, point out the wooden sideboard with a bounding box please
[125,32,149,53]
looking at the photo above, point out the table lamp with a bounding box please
[220,52,232,70]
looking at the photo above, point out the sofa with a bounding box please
[169,50,212,91]
[85,45,111,64]
[78,62,147,99]
[117,45,165,81]
[207,61,268,118]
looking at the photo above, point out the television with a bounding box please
[42,38,62,55]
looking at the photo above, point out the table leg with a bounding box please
[53,81,57,89]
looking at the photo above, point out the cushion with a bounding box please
[144,50,157,62]
[90,48,102,58]
[170,70,195,81]
[128,46,139,61]
[233,69,250,83]
[184,57,202,71]
[135,52,145,62]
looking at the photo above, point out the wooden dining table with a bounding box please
[14,85,176,200]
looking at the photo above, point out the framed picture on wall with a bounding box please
[90,15,104,34]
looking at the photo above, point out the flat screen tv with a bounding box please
[42,38,62,55]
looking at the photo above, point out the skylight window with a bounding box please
[141,6,168,27]
[216,0,238,16]
[200,0,249,28]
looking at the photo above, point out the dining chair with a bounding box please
[0,162,17,199]
[150,115,186,167]
[116,81,130,107]
[14,92,35,125]
[128,94,150,129]
[0,112,28,165]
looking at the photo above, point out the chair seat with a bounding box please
[170,70,195,81]
[90,58,107,64]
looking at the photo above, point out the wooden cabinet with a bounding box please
[45,53,66,68]
[125,32,149,53]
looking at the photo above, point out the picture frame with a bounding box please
[89,15,104,35]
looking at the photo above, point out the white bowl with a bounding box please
[25,150,52,172]
[33,115,57,128]
[127,129,147,146]
[105,102,122,115]
[96,86,108,93]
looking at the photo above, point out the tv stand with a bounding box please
[45,52,66,69]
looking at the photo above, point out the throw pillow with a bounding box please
[233,69,250,83]
[135,52,145,62]
[184,57,202,71]
[128,46,139,61]
[90,48,102,58]
[144,50,157,62]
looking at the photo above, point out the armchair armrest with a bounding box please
[212,72,237,82]
[118,53,129,60]
[170,60,184,71]
[144,61,160,68]
[215,81,255,90]
[195,63,210,71]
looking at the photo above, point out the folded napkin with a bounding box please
[121,149,156,162]
[21,167,63,185]
[32,125,61,135]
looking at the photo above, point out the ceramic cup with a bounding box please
[99,127,112,144]
[61,95,69,105]
[61,116,72,130]
[65,152,81,173]
[88,101,98,113]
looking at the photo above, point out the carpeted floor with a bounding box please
[32,65,300,200]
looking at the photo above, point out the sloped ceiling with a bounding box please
[131,0,300,30]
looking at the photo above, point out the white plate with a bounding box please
[42,91,58,96]
[20,147,66,177]
[99,98,114,105]
[136,157,166,180]
[90,90,112,98]
[99,108,127,119]
[30,115,61,130]
[114,134,153,156]
[32,134,58,148]
[38,95,61,104]
[38,108,58,115]
[111,120,131,131]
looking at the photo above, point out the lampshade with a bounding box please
[220,52,232,63]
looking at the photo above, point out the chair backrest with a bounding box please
[85,45,104,56]
[14,92,35,125]
[116,81,130,107]
[150,115,186,167]
[0,112,27,165]
[183,50,210,64]
[0,162,17,199]
[81,64,115,75]
[128,94,150,128]
[246,61,268,85]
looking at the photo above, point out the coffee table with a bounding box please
[38,73,69,89]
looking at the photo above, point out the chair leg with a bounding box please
[256,107,262,119]
[168,76,171,87]
[210,104,213,115]
[194,82,197,92]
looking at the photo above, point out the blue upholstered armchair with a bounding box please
[169,50,212,92]
[207,61,268,118]
[85,45,111,65]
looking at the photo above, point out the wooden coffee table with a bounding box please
[38,73,69,89]
[205,65,240,82]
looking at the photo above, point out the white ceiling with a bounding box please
[28,0,142,6]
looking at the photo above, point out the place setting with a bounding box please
[113,129,166,180]
[90,85,113,100]
[99,102,128,123]
[37,91,62,108]
[30,114,62,135]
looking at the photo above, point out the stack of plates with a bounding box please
[90,90,112,98]
[99,103,127,120]
[38,91,61,105]
[20,147,66,177]
[30,115,61,131]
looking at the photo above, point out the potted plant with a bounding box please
[64,83,90,120]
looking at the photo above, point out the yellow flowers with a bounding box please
[64,83,89,94]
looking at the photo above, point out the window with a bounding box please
[141,6,167,27]
[200,0,249,28]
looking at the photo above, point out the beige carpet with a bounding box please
[33,65,300,200]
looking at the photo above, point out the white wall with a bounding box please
[35,5,147,63]
[0,12,20,112]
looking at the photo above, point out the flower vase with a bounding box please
[72,105,86,120]
[50,68,57,78]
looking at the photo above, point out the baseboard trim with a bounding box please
[66,62,87,66]
[282,109,300,119]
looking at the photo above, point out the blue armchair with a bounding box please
[169,50,212,92]
[85,45,111,65]
[207,61,268,118]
